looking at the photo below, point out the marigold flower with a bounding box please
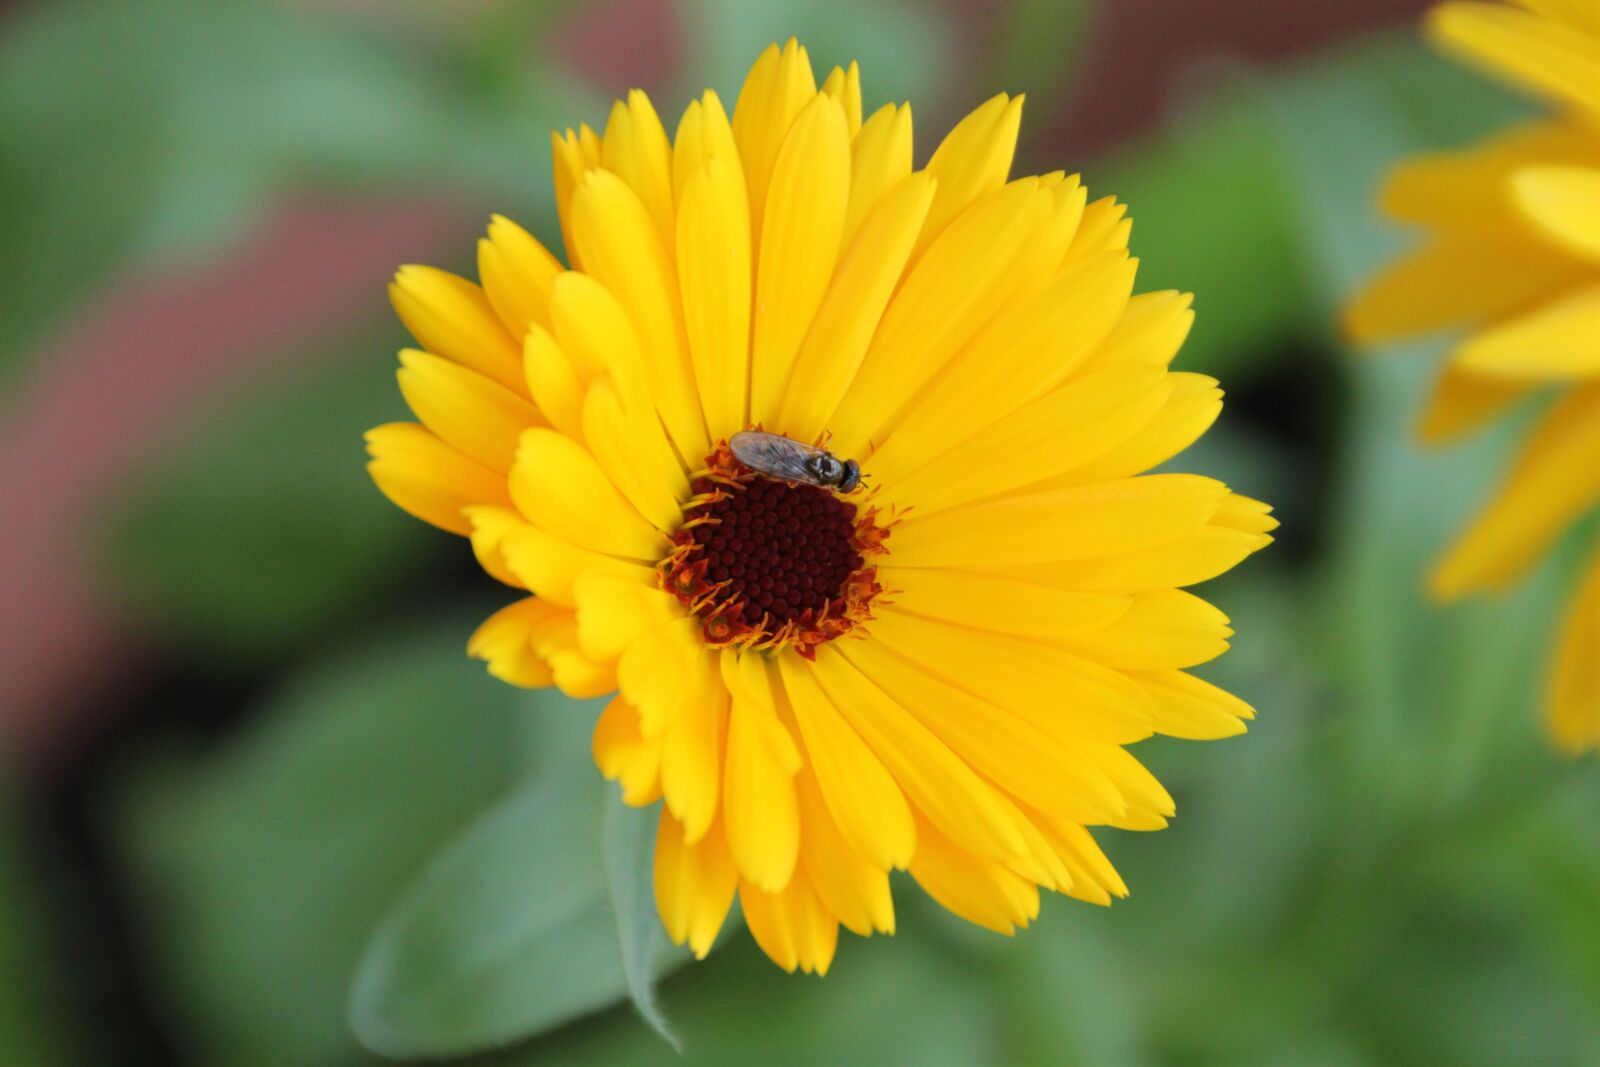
[1348,1,1600,753]
[367,40,1273,972]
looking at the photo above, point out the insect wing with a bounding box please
[729,431,828,485]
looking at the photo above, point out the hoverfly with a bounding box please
[729,430,862,493]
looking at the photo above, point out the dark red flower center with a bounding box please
[660,440,889,655]
[692,475,860,625]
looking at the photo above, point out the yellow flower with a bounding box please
[1347,1,1600,753]
[366,40,1274,973]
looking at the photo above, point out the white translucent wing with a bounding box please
[729,431,826,484]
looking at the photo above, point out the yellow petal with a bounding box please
[720,652,801,774]
[1134,669,1254,740]
[365,422,511,536]
[396,349,543,472]
[616,615,703,739]
[989,521,1272,592]
[972,173,1090,327]
[1076,290,1196,375]
[877,363,1168,515]
[888,473,1230,567]
[572,568,683,664]
[659,649,727,843]
[1418,363,1531,444]
[1432,385,1600,597]
[1030,813,1127,904]
[843,103,914,246]
[839,639,1129,826]
[1378,120,1599,227]
[732,39,817,254]
[1056,372,1222,484]
[997,800,1075,891]
[1088,745,1175,823]
[677,156,752,442]
[865,609,1153,744]
[1516,0,1600,37]
[508,428,663,561]
[1550,546,1600,753]
[1056,589,1232,670]
[917,93,1024,256]
[582,378,687,532]
[820,62,862,137]
[1210,493,1280,536]
[672,90,742,203]
[602,89,675,243]
[1454,282,1600,380]
[808,646,1027,861]
[546,270,653,417]
[722,654,801,891]
[793,757,895,936]
[531,609,617,698]
[882,567,1132,639]
[465,597,561,688]
[1515,165,1600,261]
[592,696,663,805]
[570,169,709,461]
[868,253,1141,494]
[749,93,851,426]
[1428,2,1600,117]
[1345,229,1587,342]
[827,178,1054,455]
[463,505,527,588]
[389,266,525,394]
[477,214,562,341]
[654,811,737,958]
[673,97,707,195]
[1382,149,1509,228]
[521,324,585,440]
[774,173,936,442]
[1016,825,1095,904]
[499,522,646,608]
[1061,195,1131,266]
[739,873,838,975]
[907,812,1038,935]
[551,124,602,269]
[776,654,915,871]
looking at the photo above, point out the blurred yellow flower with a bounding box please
[366,40,1273,973]
[1347,0,1600,753]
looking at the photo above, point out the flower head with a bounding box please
[367,40,1273,973]
[1347,1,1600,753]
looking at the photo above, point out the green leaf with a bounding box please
[348,728,637,1059]
[93,327,432,660]
[600,794,682,1049]
[114,612,531,1066]
[496,914,998,1066]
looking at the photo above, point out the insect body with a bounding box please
[729,431,862,493]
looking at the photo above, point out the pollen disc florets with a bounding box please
[661,441,889,657]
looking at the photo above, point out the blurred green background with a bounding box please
[4,0,1600,1064]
